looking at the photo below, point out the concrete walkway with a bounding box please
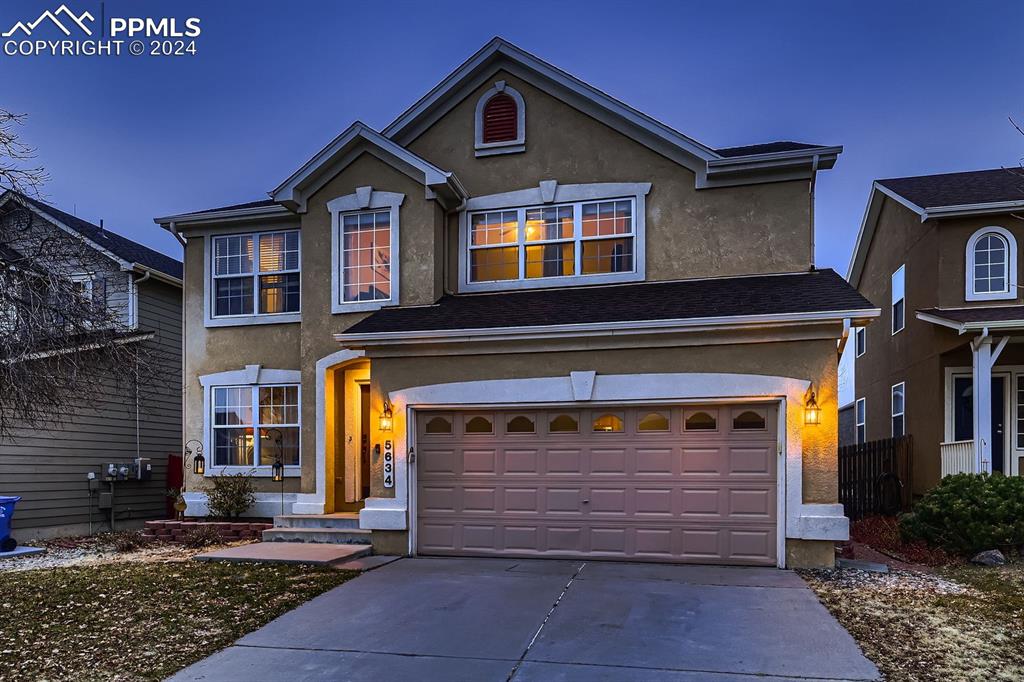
[169,557,880,682]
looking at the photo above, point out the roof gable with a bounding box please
[270,122,467,212]
[383,38,839,188]
[0,191,183,281]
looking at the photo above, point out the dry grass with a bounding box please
[0,557,355,681]
[802,562,1024,682]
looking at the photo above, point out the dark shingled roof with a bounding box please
[341,269,874,335]
[23,196,183,280]
[189,199,278,215]
[714,141,829,158]
[877,168,1024,209]
[918,305,1024,324]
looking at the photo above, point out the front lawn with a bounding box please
[0,558,355,680]
[802,561,1024,682]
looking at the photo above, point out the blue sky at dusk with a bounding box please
[2,0,1022,273]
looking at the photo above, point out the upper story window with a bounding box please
[891,264,905,334]
[328,188,403,313]
[966,226,1017,301]
[854,326,866,357]
[474,81,526,157]
[209,230,300,326]
[459,182,650,293]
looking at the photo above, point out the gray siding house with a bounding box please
[0,193,182,539]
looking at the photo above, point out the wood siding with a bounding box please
[0,276,182,535]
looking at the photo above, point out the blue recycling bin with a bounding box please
[0,495,21,552]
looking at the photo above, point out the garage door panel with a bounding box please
[417,405,778,565]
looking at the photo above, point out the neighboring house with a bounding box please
[847,167,1024,494]
[0,191,183,539]
[156,38,877,568]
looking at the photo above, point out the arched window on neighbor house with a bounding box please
[966,226,1017,301]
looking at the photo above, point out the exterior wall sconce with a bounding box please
[804,391,821,426]
[379,399,394,432]
[186,439,205,475]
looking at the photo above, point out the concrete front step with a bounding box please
[264,527,373,544]
[273,513,360,530]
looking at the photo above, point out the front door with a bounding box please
[992,376,1005,474]
[952,374,1007,473]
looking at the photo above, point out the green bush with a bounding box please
[205,470,257,519]
[899,473,1024,555]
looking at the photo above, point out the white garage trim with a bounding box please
[360,371,848,569]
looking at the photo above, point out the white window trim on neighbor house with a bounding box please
[362,370,848,568]
[474,80,526,157]
[965,226,1017,302]
[891,264,905,334]
[943,366,1021,477]
[204,229,302,328]
[198,366,302,477]
[329,188,404,314]
[891,381,905,438]
[855,326,866,357]
[855,397,866,444]
[458,181,651,293]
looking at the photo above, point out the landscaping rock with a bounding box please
[970,549,1006,566]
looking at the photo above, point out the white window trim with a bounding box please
[474,80,526,157]
[199,365,302,477]
[965,225,1017,302]
[855,326,866,358]
[458,181,650,293]
[891,382,905,438]
[329,187,404,314]
[891,264,905,335]
[855,397,866,444]
[204,229,302,328]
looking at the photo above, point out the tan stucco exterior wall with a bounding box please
[408,70,814,284]
[368,337,840,504]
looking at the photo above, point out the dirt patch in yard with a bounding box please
[801,563,1024,682]
[0,540,356,681]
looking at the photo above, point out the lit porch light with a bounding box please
[804,391,821,426]
[379,399,394,432]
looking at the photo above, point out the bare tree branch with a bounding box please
[0,109,49,197]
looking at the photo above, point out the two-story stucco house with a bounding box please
[848,168,1024,494]
[157,38,877,568]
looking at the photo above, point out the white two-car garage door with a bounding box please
[415,404,779,566]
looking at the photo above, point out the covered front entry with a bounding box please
[415,404,779,565]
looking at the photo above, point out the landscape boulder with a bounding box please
[969,549,1006,566]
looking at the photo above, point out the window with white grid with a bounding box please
[211,231,300,318]
[211,384,300,469]
[341,210,392,303]
[468,198,635,284]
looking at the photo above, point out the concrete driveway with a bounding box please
[170,557,880,682]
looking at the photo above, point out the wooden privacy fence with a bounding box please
[839,435,913,520]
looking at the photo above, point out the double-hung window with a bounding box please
[211,231,300,320]
[468,199,635,285]
[891,265,905,334]
[855,397,866,444]
[211,384,300,471]
[891,382,905,438]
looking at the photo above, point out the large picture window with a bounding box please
[211,384,300,469]
[211,231,300,318]
[468,198,635,284]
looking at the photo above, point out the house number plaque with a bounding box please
[383,440,394,489]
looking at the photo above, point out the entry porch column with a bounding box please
[970,333,1008,473]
